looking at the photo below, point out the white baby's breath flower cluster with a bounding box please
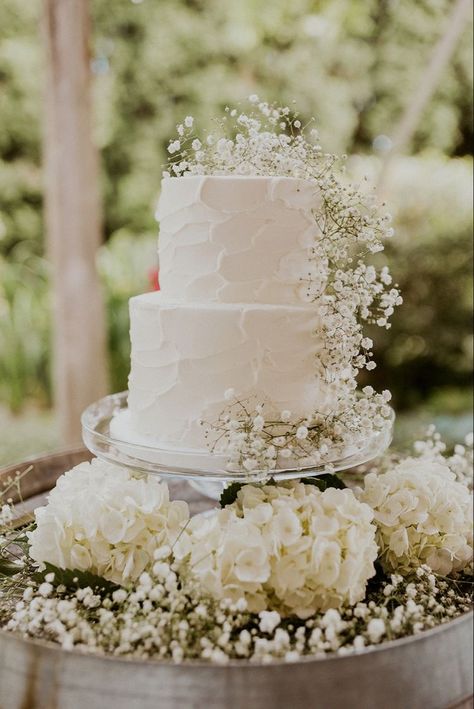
[3,443,473,662]
[174,481,378,617]
[0,503,14,528]
[0,466,36,615]
[7,558,471,664]
[166,100,326,179]
[359,457,473,576]
[8,552,242,663]
[169,97,401,473]
[412,426,473,490]
[210,388,393,473]
[319,264,401,381]
[0,465,33,539]
[28,460,189,585]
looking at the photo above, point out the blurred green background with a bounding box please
[0,0,472,464]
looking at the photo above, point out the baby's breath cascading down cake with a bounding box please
[112,99,402,472]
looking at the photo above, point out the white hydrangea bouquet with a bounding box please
[1,429,472,663]
[0,99,472,664]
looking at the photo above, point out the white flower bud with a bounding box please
[258,610,281,634]
[367,618,386,643]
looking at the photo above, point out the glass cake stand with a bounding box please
[81,392,394,498]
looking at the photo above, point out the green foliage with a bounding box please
[351,156,473,411]
[0,231,155,409]
[89,0,472,241]
[0,0,472,415]
[0,251,51,411]
[0,1,42,257]
[300,474,346,491]
[0,557,22,577]
[97,229,156,392]
[1,0,472,255]
[220,482,244,508]
[0,155,472,415]
[34,562,118,594]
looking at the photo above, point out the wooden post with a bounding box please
[43,0,108,446]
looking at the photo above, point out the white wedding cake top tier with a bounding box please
[156,175,327,305]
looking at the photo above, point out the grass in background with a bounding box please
[0,404,58,466]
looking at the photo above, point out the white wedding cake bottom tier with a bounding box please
[123,292,339,451]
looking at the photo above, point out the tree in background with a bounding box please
[0,0,472,414]
[1,0,472,253]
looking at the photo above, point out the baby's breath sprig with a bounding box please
[0,467,36,624]
[204,388,393,474]
[5,560,472,664]
[412,426,474,490]
[164,98,332,180]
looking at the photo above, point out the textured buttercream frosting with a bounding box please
[156,176,327,305]
[124,175,338,452]
[126,292,336,449]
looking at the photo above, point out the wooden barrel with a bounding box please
[0,449,472,709]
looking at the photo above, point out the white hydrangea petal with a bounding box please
[27,459,190,585]
[359,457,473,576]
[186,481,378,615]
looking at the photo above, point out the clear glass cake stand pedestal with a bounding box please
[81,391,394,500]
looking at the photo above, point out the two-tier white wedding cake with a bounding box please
[112,175,342,456]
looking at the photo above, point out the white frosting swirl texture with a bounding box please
[127,293,335,449]
[125,175,338,451]
[156,176,327,305]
